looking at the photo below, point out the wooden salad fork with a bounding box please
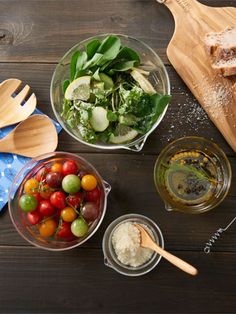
[134,223,198,276]
[0,78,37,128]
[0,114,58,157]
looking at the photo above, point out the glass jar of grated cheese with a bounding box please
[102,214,164,276]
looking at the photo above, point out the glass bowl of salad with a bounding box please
[8,152,111,251]
[50,34,171,151]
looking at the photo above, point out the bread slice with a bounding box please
[205,27,236,77]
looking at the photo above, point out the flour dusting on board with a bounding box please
[201,77,234,119]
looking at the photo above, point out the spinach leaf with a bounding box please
[70,50,82,80]
[76,51,87,71]
[83,53,103,69]
[116,47,140,63]
[102,46,140,73]
[109,60,139,74]
[75,69,89,79]
[151,94,172,116]
[63,80,70,93]
[96,35,121,62]
[86,39,101,59]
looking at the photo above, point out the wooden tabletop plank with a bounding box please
[0,247,235,314]
[0,62,234,156]
[0,0,234,64]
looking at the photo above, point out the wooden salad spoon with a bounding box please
[0,78,36,128]
[134,224,198,276]
[0,114,58,157]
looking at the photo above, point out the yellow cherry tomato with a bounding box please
[61,207,77,222]
[39,219,57,237]
[24,178,39,195]
[51,162,63,173]
[81,174,97,191]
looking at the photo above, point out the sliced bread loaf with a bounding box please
[205,27,236,77]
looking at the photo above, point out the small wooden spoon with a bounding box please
[0,78,36,128]
[0,114,58,157]
[134,224,198,276]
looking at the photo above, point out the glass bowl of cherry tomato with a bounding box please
[8,152,111,251]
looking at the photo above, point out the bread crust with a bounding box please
[205,27,236,77]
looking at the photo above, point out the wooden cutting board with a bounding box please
[158,0,236,151]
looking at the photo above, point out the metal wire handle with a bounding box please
[204,217,236,254]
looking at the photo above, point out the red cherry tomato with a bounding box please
[56,221,75,239]
[66,192,83,209]
[50,191,67,209]
[27,210,42,225]
[32,192,43,203]
[85,187,101,202]
[62,160,78,176]
[38,200,55,217]
[35,167,50,182]
[39,184,54,199]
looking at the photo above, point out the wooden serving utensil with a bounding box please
[0,114,58,157]
[134,223,198,276]
[0,78,37,128]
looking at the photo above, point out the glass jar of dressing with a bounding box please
[154,137,232,214]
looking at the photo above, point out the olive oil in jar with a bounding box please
[164,150,219,206]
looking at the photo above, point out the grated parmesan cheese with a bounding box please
[112,222,153,267]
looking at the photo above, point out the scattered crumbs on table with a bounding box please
[159,86,210,143]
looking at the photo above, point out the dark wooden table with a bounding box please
[0,1,235,313]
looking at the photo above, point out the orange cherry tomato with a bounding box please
[61,207,77,222]
[24,178,39,195]
[51,163,63,173]
[40,184,54,199]
[39,219,57,238]
[81,175,97,191]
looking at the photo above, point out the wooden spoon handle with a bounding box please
[149,242,198,276]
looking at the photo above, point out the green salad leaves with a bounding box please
[61,35,171,144]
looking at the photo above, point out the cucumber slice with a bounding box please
[90,107,109,132]
[99,73,114,89]
[109,124,138,144]
[65,76,91,100]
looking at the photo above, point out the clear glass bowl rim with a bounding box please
[50,33,171,151]
[102,213,164,276]
[153,136,232,214]
[8,151,111,251]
